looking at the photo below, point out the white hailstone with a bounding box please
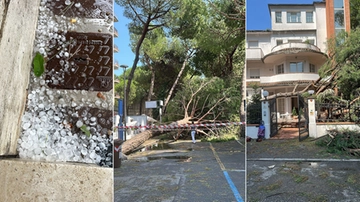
[60,130,67,136]
[34,147,42,155]
[40,79,46,86]
[89,151,96,160]
[76,120,83,128]
[54,116,60,122]
[22,122,31,130]
[101,102,108,108]
[95,100,101,106]
[90,117,97,122]
[28,94,34,100]
[75,3,81,8]
[38,104,45,109]
[81,149,87,156]
[39,47,45,54]
[99,142,106,149]
[64,52,69,57]
[47,110,54,116]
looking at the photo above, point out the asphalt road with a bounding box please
[247,139,360,202]
[114,140,245,202]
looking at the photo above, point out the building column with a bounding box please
[308,97,317,138]
[262,100,271,139]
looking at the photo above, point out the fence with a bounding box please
[316,102,360,123]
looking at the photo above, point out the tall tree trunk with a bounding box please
[144,53,155,117]
[163,49,194,113]
[125,18,151,112]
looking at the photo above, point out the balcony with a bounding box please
[114,61,119,70]
[263,42,327,63]
[246,48,264,61]
[114,27,118,37]
[114,44,119,53]
[260,73,319,84]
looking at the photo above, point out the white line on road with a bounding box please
[247,158,360,162]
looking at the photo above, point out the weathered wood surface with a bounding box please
[0,0,40,155]
[122,130,162,155]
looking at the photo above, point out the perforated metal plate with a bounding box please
[68,107,113,136]
[46,32,113,91]
[48,0,113,19]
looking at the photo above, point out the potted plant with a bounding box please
[292,107,298,119]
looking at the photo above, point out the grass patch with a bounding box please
[293,174,309,183]
[247,170,261,177]
[201,132,238,142]
[259,180,282,191]
[346,174,360,184]
[319,171,329,179]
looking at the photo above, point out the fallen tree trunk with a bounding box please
[122,130,163,155]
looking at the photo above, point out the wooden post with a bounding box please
[0,0,41,155]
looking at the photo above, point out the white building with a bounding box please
[246,2,328,116]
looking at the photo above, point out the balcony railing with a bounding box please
[271,42,321,53]
[246,48,264,60]
[114,44,119,53]
[114,27,118,37]
[114,61,119,70]
[260,73,319,84]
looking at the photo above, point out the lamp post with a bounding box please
[120,65,128,141]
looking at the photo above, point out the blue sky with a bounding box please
[114,0,319,75]
[247,0,319,30]
[113,3,135,76]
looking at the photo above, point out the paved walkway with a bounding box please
[247,138,360,202]
[114,140,245,202]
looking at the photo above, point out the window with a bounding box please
[276,39,283,46]
[306,12,313,23]
[287,12,301,23]
[288,39,302,43]
[334,0,344,8]
[277,98,285,114]
[307,39,315,45]
[277,64,284,74]
[249,69,260,79]
[309,64,316,73]
[290,62,304,73]
[334,10,344,28]
[248,41,259,48]
[275,12,282,23]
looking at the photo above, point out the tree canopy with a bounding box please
[115,0,245,124]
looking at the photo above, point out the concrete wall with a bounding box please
[246,125,259,139]
[316,123,360,138]
[270,5,317,31]
[0,159,113,201]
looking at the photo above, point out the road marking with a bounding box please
[236,139,244,147]
[228,169,246,172]
[210,143,244,202]
[247,158,360,162]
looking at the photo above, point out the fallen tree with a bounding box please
[121,130,163,155]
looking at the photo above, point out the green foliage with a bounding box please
[246,87,262,124]
[33,52,45,77]
[316,129,360,155]
[116,0,245,122]
[115,67,150,107]
[292,107,298,116]
[80,125,91,137]
[350,0,360,29]
[319,28,360,100]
